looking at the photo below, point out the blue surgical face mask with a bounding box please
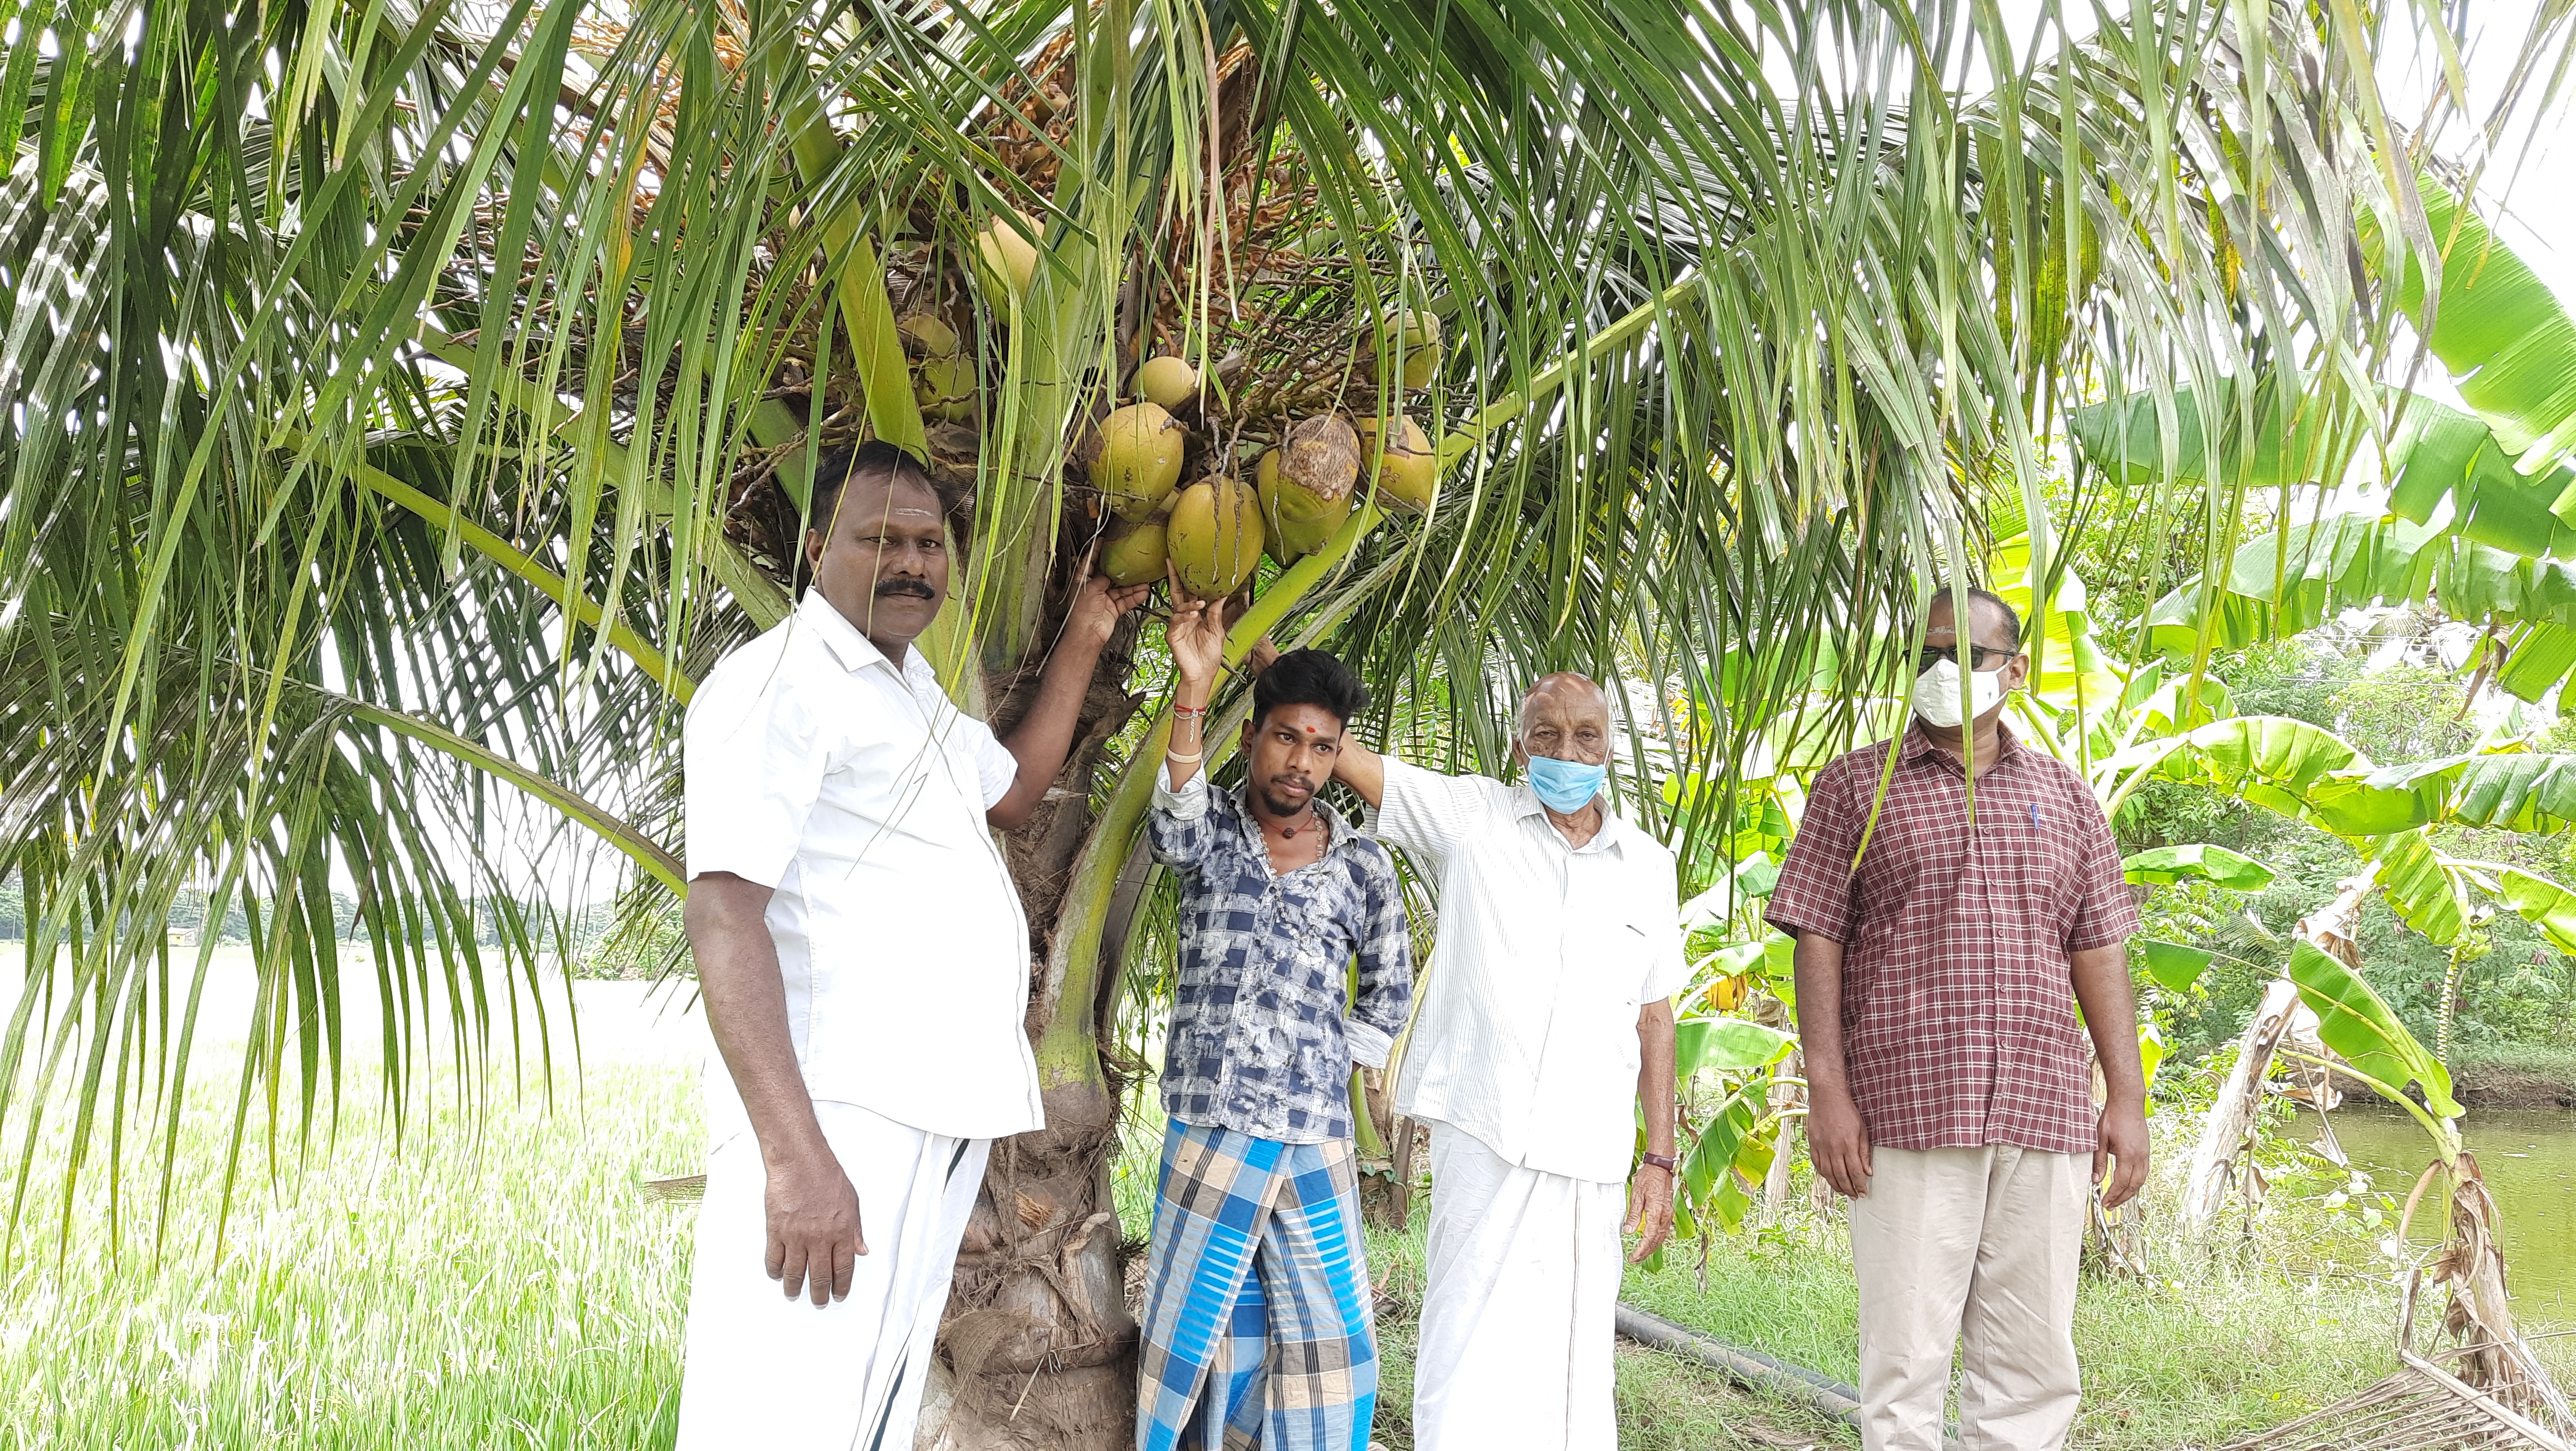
[1525,753,1608,813]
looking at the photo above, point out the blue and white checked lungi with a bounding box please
[1135,1120,1377,1451]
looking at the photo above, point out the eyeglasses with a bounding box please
[1918,643,2016,674]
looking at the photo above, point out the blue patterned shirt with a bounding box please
[1146,771,1414,1143]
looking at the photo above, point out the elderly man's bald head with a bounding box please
[1516,671,1613,765]
[1519,672,1608,727]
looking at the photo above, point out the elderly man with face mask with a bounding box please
[1326,671,1690,1451]
[676,441,1147,1449]
[1765,584,2148,1451]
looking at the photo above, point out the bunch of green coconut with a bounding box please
[895,210,1443,600]
[1088,327,1442,598]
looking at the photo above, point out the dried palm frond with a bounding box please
[2223,1272,2574,1451]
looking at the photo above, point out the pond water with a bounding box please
[2309,1106,2576,1327]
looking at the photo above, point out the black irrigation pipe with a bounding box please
[1614,1303,1964,1451]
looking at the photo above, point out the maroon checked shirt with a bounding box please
[1764,724,2139,1155]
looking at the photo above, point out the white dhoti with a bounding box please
[676,1098,992,1451]
[1412,1124,1626,1451]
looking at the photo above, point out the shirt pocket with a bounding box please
[1601,916,1656,1006]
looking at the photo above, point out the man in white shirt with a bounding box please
[1329,671,1687,1451]
[677,440,1146,1450]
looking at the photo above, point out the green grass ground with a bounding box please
[0,1060,701,1448]
[2,1059,2565,1448]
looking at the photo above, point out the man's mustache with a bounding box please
[874,578,936,601]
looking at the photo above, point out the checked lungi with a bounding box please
[1135,1121,1377,1451]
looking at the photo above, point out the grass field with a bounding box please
[0,1057,702,1449]
[0,1046,2565,1449]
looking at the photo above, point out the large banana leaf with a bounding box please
[2364,752,2576,832]
[2068,377,2329,493]
[1673,1017,1795,1078]
[2135,512,2576,655]
[2384,397,2576,559]
[2130,718,2576,843]
[2286,939,2465,1118]
[2086,168,2576,702]
[2149,715,2384,824]
[2391,174,2576,477]
[2492,868,2576,954]
[2370,829,2469,946]
[2121,843,2276,890]
[1667,1075,1774,1247]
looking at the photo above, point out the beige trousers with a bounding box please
[1847,1145,2087,1451]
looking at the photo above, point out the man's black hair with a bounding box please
[1929,581,2022,650]
[1252,649,1369,729]
[806,439,938,539]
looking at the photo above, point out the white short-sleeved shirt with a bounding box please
[684,590,1042,1140]
[1378,759,1692,1184]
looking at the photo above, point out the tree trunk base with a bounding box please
[916,1356,1136,1450]
[920,1078,1141,1450]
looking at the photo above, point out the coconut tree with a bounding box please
[0,0,2549,1442]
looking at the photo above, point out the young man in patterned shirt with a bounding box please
[1765,585,2148,1451]
[1132,582,1413,1451]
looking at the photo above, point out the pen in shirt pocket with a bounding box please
[2027,802,2040,827]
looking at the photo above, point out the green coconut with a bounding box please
[1168,476,1265,598]
[914,351,976,421]
[974,209,1040,304]
[1255,451,1313,561]
[1100,517,1169,587]
[1090,401,1187,520]
[1135,354,1199,410]
[1394,308,1442,390]
[898,313,959,361]
[1357,415,1437,513]
[1257,416,1359,558]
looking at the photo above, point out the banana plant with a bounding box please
[1655,1010,1799,1259]
[2073,166,2576,691]
[2276,934,2576,1431]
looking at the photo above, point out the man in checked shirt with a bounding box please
[1130,580,1411,1451]
[1765,585,2149,1451]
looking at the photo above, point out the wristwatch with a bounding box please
[1638,1152,1678,1174]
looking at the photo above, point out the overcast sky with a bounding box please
[2386,0,2575,305]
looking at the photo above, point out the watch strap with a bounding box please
[1638,1152,1679,1173]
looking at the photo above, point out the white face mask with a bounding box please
[1914,656,2005,728]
